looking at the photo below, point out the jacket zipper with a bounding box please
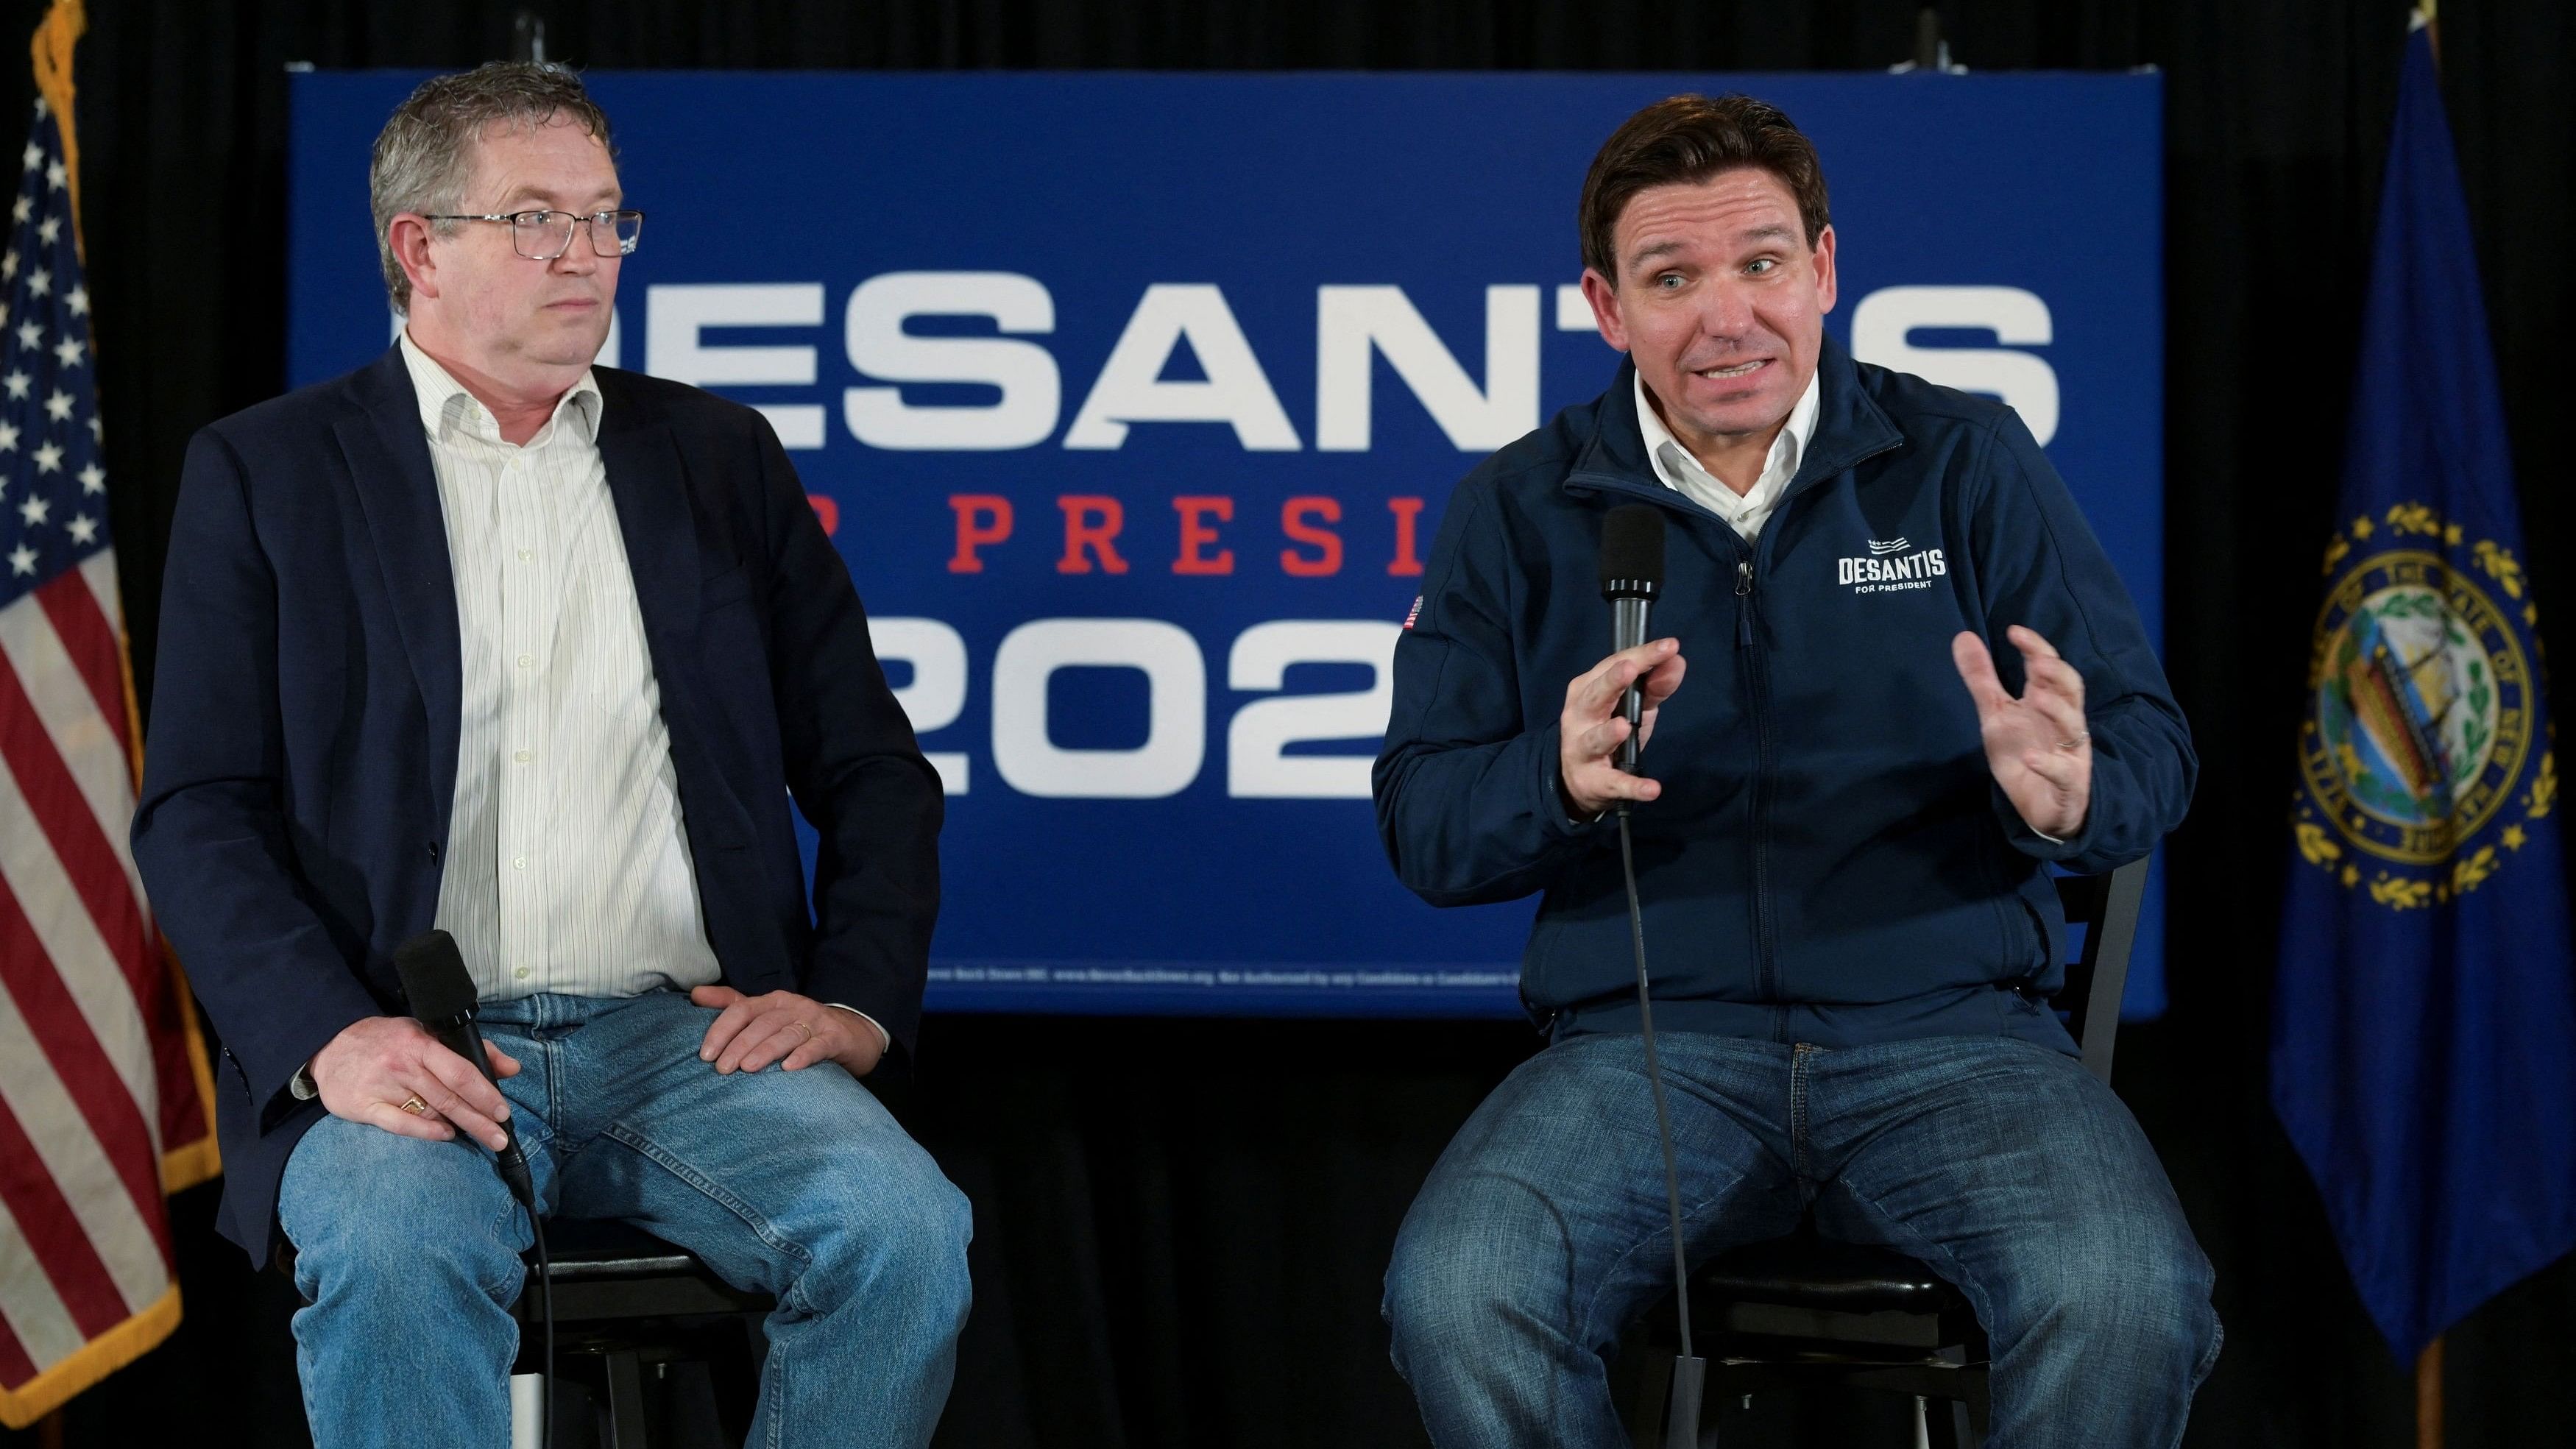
[1572,433,1906,1027]
[1736,551,1780,1010]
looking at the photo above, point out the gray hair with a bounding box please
[369,61,617,313]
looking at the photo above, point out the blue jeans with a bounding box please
[1383,1032,2219,1448]
[277,991,972,1448]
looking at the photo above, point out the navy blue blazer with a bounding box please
[132,347,943,1261]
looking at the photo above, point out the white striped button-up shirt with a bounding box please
[403,333,728,1004]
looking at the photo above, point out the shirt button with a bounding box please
[512,855,528,870]
[517,653,534,669]
[514,749,532,763]
[516,549,531,561]
[514,967,531,980]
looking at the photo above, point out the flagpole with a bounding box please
[2416,1337,2444,1449]
[2410,21,2445,1449]
[2412,13,2443,1448]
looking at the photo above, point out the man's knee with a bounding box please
[803,1145,973,1320]
[889,1173,974,1308]
[2011,1212,2218,1375]
[1384,1202,1555,1375]
[280,1119,526,1307]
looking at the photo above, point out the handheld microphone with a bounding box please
[1599,504,1667,774]
[1594,502,1702,1448]
[394,929,535,1209]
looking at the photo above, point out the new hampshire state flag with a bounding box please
[2273,9,2576,1362]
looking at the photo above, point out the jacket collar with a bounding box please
[1568,331,1906,509]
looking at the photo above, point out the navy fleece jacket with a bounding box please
[1372,336,2193,1053]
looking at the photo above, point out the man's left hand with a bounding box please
[1951,625,2091,840]
[691,985,885,1078]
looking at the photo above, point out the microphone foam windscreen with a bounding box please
[394,929,479,1021]
[1599,503,1668,597]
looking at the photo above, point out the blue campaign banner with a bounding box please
[286,71,2166,1019]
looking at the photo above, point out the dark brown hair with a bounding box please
[1578,93,1830,281]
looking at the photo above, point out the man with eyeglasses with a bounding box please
[132,62,967,1448]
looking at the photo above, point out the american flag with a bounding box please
[0,93,214,1428]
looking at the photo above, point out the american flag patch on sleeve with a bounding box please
[1403,595,1423,629]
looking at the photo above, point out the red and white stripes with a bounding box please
[0,548,202,1415]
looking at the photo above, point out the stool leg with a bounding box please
[1630,1351,1673,1445]
[1919,1392,1975,1449]
[509,1373,545,1449]
[604,1348,649,1449]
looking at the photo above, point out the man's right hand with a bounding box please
[1558,637,1687,818]
[309,1016,520,1152]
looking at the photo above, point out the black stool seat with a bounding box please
[542,1214,704,1266]
[1698,1236,1965,1317]
[520,1217,774,1326]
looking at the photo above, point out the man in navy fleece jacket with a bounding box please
[1374,93,2216,1448]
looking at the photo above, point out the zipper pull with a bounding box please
[1736,559,1755,646]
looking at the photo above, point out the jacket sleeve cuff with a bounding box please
[243,985,381,1130]
[1533,724,1607,839]
[1994,781,2093,863]
[824,1003,893,1054]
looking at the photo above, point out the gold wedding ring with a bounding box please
[398,1094,430,1115]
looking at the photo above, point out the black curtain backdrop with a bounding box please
[5,1,2572,1445]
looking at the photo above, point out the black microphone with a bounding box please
[1599,503,1667,774]
[1596,502,1702,1448]
[394,929,535,1209]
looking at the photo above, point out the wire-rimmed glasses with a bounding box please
[420,209,646,261]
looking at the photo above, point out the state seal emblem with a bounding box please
[2292,501,2558,909]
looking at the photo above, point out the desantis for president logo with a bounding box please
[2292,501,2558,909]
[1836,539,1947,595]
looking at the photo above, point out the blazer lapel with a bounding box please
[593,374,751,852]
[594,378,702,661]
[334,349,465,823]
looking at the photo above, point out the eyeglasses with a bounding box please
[420,209,646,261]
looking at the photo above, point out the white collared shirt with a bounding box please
[401,333,729,1005]
[1632,366,1822,540]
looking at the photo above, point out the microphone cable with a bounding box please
[393,929,555,1449]
[528,1206,553,1449]
[1619,802,1705,1448]
[1598,500,1702,1445]
[497,1130,548,1449]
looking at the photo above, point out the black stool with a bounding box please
[512,1218,774,1449]
[1627,857,2149,1448]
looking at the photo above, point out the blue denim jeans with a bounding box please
[277,991,972,1448]
[1384,1032,2219,1448]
